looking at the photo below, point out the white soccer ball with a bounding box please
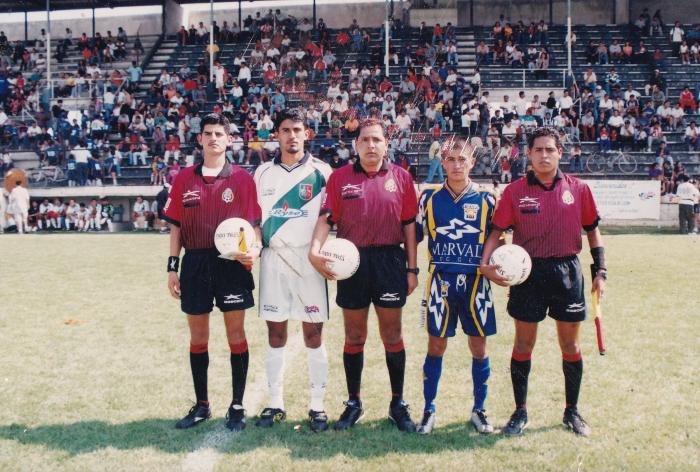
[214,218,255,257]
[488,244,532,286]
[320,238,360,281]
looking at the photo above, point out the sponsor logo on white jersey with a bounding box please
[269,200,309,219]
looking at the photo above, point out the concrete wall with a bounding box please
[409,8,458,27]
[163,0,184,36]
[630,0,700,24]
[187,2,399,30]
[0,13,163,41]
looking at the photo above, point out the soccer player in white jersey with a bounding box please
[87,198,102,231]
[65,199,80,230]
[38,198,51,230]
[253,108,333,432]
[50,198,65,230]
[77,203,90,231]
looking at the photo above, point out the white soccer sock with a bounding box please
[266,346,286,410]
[307,344,328,412]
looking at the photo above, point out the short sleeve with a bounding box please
[491,185,515,231]
[240,172,262,226]
[400,171,418,224]
[163,173,184,226]
[580,183,600,231]
[320,172,339,220]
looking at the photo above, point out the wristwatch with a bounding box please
[406,267,420,275]
[595,269,608,280]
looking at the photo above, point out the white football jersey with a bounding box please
[255,153,332,248]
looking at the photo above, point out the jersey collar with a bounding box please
[194,160,233,179]
[353,158,389,176]
[443,180,475,202]
[273,151,311,171]
[527,169,563,191]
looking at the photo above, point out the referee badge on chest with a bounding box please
[562,190,575,205]
[384,178,397,192]
[222,188,234,204]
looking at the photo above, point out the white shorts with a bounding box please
[259,246,328,323]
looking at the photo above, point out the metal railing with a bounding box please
[482,68,572,88]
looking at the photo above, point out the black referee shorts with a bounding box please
[180,249,255,315]
[507,255,587,323]
[336,245,408,310]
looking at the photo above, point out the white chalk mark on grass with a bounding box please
[181,329,305,472]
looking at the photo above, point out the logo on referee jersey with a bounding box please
[299,184,313,201]
[341,183,363,200]
[562,190,575,205]
[222,188,234,204]
[384,179,397,192]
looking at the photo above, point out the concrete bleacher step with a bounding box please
[8,152,40,170]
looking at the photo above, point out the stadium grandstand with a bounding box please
[1,0,700,231]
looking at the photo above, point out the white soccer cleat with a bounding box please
[471,409,494,434]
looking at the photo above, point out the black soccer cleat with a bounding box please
[308,410,329,432]
[255,407,286,427]
[175,403,211,429]
[388,399,416,433]
[225,404,246,432]
[563,407,591,437]
[333,399,364,431]
[503,407,528,436]
[417,410,436,435]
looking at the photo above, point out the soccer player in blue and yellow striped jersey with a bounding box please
[415,136,500,434]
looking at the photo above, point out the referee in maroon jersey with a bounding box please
[163,113,262,432]
[309,118,419,432]
[480,127,607,437]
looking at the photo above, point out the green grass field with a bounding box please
[0,233,698,471]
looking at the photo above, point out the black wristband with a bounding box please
[590,246,606,270]
[167,256,180,273]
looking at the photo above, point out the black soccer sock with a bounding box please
[343,343,364,402]
[189,343,209,405]
[563,352,583,408]
[511,349,532,409]
[384,340,406,406]
[229,341,249,406]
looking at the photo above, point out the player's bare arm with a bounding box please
[403,221,418,295]
[308,215,336,280]
[480,230,510,286]
[167,224,182,299]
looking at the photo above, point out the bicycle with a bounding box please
[26,166,67,187]
[585,150,638,174]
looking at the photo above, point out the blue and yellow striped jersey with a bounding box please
[416,183,497,274]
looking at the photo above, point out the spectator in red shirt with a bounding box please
[480,128,607,438]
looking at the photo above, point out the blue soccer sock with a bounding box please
[472,357,490,412]
[423,354,443,412]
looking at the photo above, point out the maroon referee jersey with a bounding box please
[163,162,262,250]
[492,170,599,258]
[322,159,418,248]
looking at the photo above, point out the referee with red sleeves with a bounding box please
[309,118,419,432]
[163,113,262,432]
[480,128,607,437]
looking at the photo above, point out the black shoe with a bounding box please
[175,403,211,429]
[255,407,286,427]
[563,407,591,437]
[333,399,364,431]
[417,410,436,435]
[225,404,246,432]
[308,410,329,432]
[503,407,528,436]
[388,400,416,433]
